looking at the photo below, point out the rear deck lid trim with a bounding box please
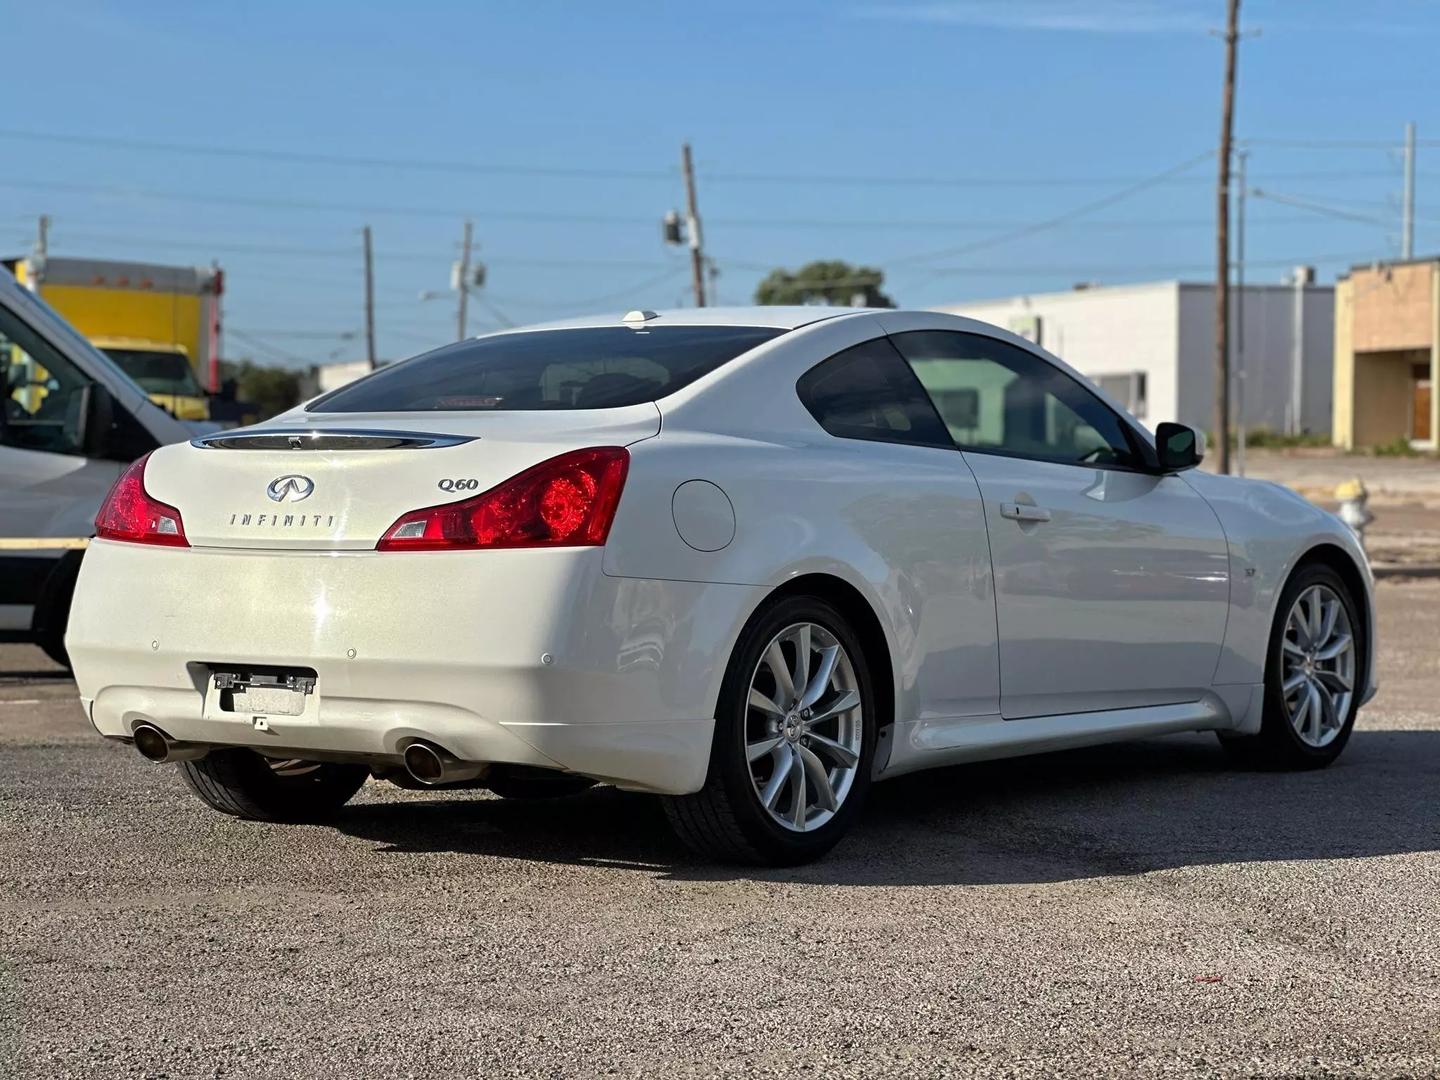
[192,429,475,451]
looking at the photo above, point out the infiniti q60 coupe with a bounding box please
[66,306,1375,864]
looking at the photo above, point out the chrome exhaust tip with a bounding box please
[131,723,209,763]
[402,741,484,786]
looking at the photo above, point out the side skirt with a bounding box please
[881,691,1254,779]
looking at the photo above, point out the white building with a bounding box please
[935,278,1334,435]
[315,359,379,394]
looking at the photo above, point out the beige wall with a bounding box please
[1333,261,1440,448]
[1333,279,1354,447]
[1351,262,1435,352]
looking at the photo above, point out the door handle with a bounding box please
[1000,502,1052,523]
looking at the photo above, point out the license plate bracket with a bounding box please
[212,667,317,717]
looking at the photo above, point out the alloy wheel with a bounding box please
[744,622,863,832]
[1281,584,1355,749]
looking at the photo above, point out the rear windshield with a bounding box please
[308,325,783,413]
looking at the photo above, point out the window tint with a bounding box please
[0,303,93,456]
[796,337,951,448]
[891,330,1140,468]
[309,325,782,413]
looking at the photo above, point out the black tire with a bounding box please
[34,551,82,670]
[1219,563,1364,770]
[485,764,597,800]
[178,749,369,822]
[662,595,877,866]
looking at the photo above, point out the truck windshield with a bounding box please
[307,325,783,412]
[103,349,205,397]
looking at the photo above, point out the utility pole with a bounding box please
[362,225,377,371]
[29,214,49,292]
[1290,266,1312,436]
[457,219,473,340]
[681,142,706,307]
[1402,121,1416,260]
[1213,0,1241,475]
[1234,149,1248,476]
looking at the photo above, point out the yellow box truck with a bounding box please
[3,255,222,421]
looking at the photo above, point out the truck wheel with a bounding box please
[662,595,876,865]
[33,550,83,669]
[179,749,368,822]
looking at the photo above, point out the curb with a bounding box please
[1372,563,1440,580]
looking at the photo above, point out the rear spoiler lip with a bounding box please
[191,428,476,451]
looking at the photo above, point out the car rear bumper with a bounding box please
[66,541,766,794]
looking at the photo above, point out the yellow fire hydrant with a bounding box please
[1334,478,1374,549]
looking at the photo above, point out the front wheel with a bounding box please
[663,595,876,865]
[1220,563,1363,769]
[179,750,369,822]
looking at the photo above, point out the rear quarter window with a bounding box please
[796,337,952,449]
[308,325,782,412]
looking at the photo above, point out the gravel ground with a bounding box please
[2,585,1438,1079]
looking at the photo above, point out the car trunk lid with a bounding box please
[142,405,660,550]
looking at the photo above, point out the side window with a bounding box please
[891,330,1141,468]
[0,304,93,456]
[796,338,951,448]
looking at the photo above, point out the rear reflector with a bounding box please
[377,446,629,551]
[94,452,189,547]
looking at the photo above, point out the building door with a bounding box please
[1413,363,1431,442]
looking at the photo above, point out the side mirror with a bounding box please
[1155,422,1205,472]
[79,382,117,459]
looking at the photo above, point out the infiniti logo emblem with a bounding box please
[266,474,315,503]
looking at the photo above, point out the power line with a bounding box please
[35,228,676,269]
[886,150,1216,266]
[231,328,360,340]
[705,167,1393,187]
[1254,189,1440,234]
[1249,190,1392,228]
[1,169,1400,237]
[0,128,1394,192]
[226,328,312,366]
[1242,136,1440,150]
[0,129,673,182]
[719,253,1379,289]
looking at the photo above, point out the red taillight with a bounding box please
[94,452,189,547]
[377,446,630,552]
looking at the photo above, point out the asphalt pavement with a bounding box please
[2,584,1438,1078]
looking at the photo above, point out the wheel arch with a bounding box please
[1283,542,1374,693]
[751,573,898,774]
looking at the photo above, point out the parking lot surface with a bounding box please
[2,584,1438,1079]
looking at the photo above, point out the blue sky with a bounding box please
[5,0,1440,366]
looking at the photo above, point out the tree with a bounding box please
[218,359,304,421]
[754,260,896,309]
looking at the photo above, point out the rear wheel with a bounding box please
[1220,563,1363,769]
[179,749,369,822]
[663,595,876,865]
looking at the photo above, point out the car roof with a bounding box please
[482,306,874,335]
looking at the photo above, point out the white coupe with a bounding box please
[66,307,1375,864]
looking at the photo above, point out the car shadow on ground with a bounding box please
[330,728,1440,885]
